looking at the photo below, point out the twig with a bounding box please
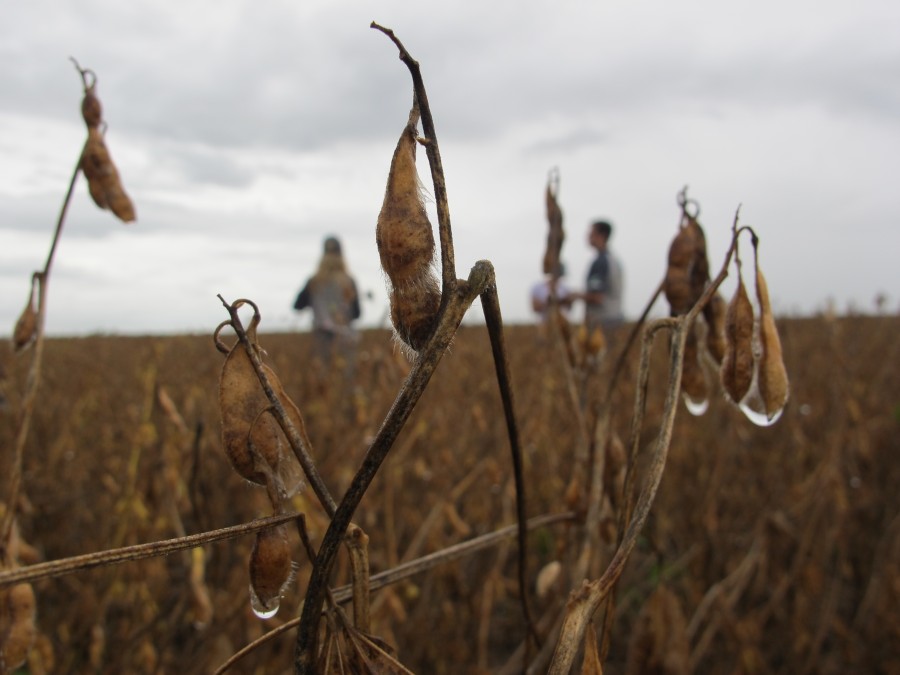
[293,261,496,673]
[1,151,82,555]
[481,280,541,651]
[0,513,300,588]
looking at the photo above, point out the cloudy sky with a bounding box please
[2,1,898,337]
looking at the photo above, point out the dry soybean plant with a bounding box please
[1,58,138,674]
[0,24,793,675]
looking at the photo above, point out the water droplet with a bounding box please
[739,400,783,427]
[683,393,709,416]
[249,585,279,619]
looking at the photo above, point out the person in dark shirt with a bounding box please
[582,220,624,335]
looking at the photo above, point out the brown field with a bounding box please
[1,314,898,674]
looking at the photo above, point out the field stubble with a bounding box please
[1,314,898,673]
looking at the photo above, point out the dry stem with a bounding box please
[0,513,299,588]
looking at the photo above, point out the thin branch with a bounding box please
[293,261,495,674]
[2,152,82,554]
[481,280,541,651]
[0,513,299,588]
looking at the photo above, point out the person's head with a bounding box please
[589,220,613,250]
[323,236,342,255]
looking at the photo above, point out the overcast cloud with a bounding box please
[1,0,898,337]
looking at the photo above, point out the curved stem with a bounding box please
[2,156,81,556]
[293,262,493,674]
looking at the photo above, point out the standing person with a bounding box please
[583,220,624,337]
[293,236,361,368]
[531,263,573,332]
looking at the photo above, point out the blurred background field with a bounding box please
[1,313,898,674]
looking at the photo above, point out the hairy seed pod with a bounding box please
[703,293,727,364]
[0,582,37,671]
[664,216,709,315]
[755,266,789,418]
[376,107,441,352]
[249,525,293,614]
[80,127,136,223]
[681,329,708,404]
[81,86,103,128]
[12,293,38,352]
[218,336,304,495]
[543,173,564,275]
[721,275,755,404]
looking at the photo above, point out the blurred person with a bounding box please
[531,262,574,335]
[293,236,361,368]
[581,219,624,337]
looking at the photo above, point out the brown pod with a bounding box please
[755,266,789,418]
[389,281,441,352]
[664,266,692,316]
[79,128,136,223]
[218,339,304,495]
[685,217,710,304]
[376,107,441,351]
[681,329,708,404]
[664,217,709,315]
[12,293,38,352]
[543,177,564,275]
[703,293,728,364]
[249,525,293,613]
[720,275,755,404]
[0,582,37,671]
[81,87,103,128]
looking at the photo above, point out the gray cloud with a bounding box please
[2,1,899,336]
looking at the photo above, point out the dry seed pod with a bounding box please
[543,171,564,275]
[389,282,441,352]
[81,86,103,128]
[249,525,293,616]
[376,107,441,352]
[703,292,727,364]
[0,582,37,671]
[681,329,708,405]
[218,335,304,495]
[755,266,789,418]
[12,292,38,352]
[664,216,709,315]
[721,275,755,404]
[80,127,136,223]
[685,217,710,303]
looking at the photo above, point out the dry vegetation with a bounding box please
[1,315,898,673]
[2,21,899,675]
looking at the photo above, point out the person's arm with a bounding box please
[349,280,361,320]
[293,280,311,310]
